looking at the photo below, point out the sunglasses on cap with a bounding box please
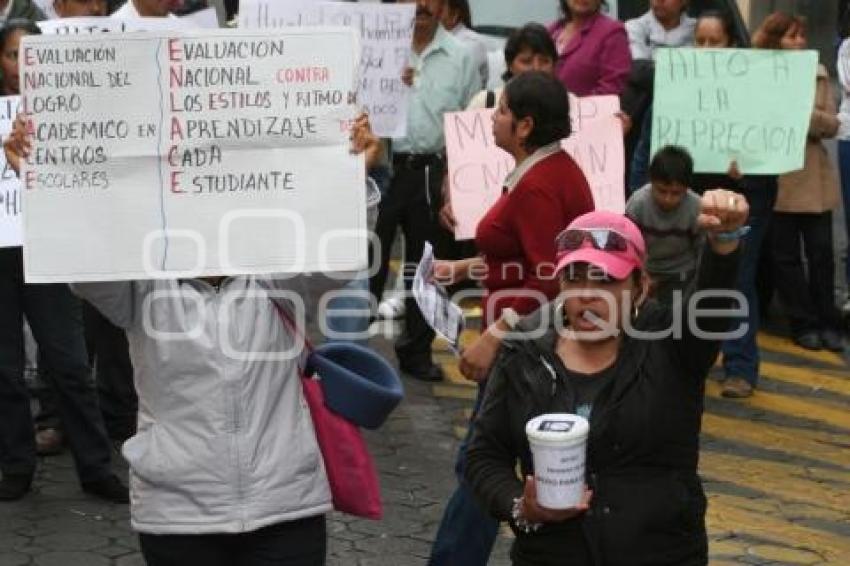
[555,228,642,258]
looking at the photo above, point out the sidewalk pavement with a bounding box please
[0,335,510,566]
[1,326,849,565]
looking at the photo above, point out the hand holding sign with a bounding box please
[3,114,28,176]
[349,113,382,170]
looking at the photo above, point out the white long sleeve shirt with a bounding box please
[626,10,695,61]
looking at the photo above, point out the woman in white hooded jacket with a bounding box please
[73,273,334,565]
[5,116,382,566]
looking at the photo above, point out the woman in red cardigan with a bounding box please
[429,71,594,565]
[436,71,595,381]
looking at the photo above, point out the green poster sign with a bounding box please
[651,48,818,175]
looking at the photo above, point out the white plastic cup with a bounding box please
[525,413,590,510]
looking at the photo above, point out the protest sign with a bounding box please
[240,0,414,138]
[651,48,818,174]
[180,7,221,29]
[239,0,322,28]
[445,95,625,240]
[20,28,365,283]
[0,97,21,248]
[563,96,625,213]
[443,108,512,241]
[38,13,216,35]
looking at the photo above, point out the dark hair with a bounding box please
[558,0,608,21]
[696,9,737,46]
[0,19,40,52]
[752,12,805,49]
[503,71,571,149]
[841,5,850,40]
[648,146,693,187]
[503,23,557,81]
[445,0,472,29]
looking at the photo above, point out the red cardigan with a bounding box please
[475,151,595,325]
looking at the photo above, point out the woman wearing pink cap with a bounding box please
[465,191,749,566]
[429,71,594,565]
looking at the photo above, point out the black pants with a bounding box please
[0,247,112,482]
[772,211,842,335]
[83,303,137,441]
[36,305,137,441]
[370,159,443,367]
[139,516,327,566]
[34,363,62,430]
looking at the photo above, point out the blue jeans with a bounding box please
[323,273,372,346]
[721,177,778,386]
[428,384,499,566]
[838,140,850,285]
[628,109,653,195]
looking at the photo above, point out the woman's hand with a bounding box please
[4,114,30,175]
[726,159,742,181]
[439,201,457,231]
[615,111,632,136]
[401,67,415,87]
[350,113,382,170]
[459,323,503,383]
[438,175,457,231]
[519,476,592,524]
[698,189,750,255]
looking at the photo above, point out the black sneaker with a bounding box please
[82,474,129,504]
[793,331,823,351]
[821,329,845,352]
[0,474,32,501]
[399,362,445,382]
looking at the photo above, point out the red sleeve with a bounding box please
[506,169,595,316]
[592,24,632,96]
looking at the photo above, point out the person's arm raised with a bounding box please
[679,189,749,378]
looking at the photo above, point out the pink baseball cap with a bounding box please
[554,211,646,281]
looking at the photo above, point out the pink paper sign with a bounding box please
[445,95,625,240]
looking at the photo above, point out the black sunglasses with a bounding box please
[555,228,639,257]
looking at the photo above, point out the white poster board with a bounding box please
[0,97,21,248]
[20,28,365,282]
[239,0,322,28]
[178,7,221,29]
[38,13,216,35]
[239,0,414,138]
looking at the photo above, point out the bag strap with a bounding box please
[485,90,495,108]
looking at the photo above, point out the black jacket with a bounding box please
[466,247,741,566]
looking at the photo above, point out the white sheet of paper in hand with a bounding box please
[412,242,464,353]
